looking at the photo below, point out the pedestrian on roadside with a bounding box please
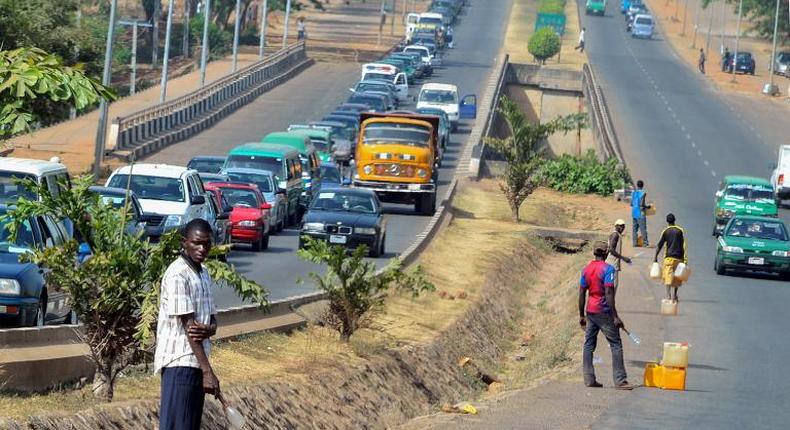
[607,219,633,290]
[654,213,687,303]
[297,17,306,41]
[579,241,634,390]
[631,180,650,247]
[721,47,731,72]
[698,48,706,74]
[156,219,220,430]
[575,27,586,52]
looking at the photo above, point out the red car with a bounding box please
[205,182,272,251]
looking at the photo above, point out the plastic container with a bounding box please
[674,263,692,281]
[661,299,678,316]
[643,362,663,388]
[645,205,656,216]
[649,262,661,279]
[226,405,246,429]
[662,342,689,368]
[661,366,687,391]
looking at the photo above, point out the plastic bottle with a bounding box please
[625,329,641,345]
[226,405,247,430]
[593,356,604,365]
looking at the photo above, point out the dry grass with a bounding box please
[0,179,623,420]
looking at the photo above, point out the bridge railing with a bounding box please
[581,63,625,166]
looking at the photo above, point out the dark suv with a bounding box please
[730,52,756,75]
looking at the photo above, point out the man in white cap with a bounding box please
[607,219,632,290]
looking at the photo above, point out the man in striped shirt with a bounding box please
[155,219,219,430]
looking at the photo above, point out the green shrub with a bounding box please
[540,150,630,196]
[528,27,561,64]
[190,13,233,59]
[539,0,566,14]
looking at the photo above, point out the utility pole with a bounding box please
[92,0,118,179]
[719,0,726,54]
[282,0,292,48]
[730,0,743,82]
[259,0,269,58]
[182,0,191,57]
[119,20,154,95]
[391,0,396,35]
[232,0,242,72]
[153,0,160,67]
[200,0,212,86]
[160,0,176,102]
[705,0,714,53]
[691,0,701,47]
[767,0,781,90]
[378,0,385,46]
[681,0,689,35]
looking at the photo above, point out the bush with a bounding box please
[528,27,561,64]
[190,13,233,59]
[541,150,630,196]
[539,0,566,14]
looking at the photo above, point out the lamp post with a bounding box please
[765,0,781,91]
[159,0,176,102]
[719,0,726,54]
[92,0,118,179]
[681,0,689,35]
[259,0,269,58]
[691,0,702,47]
[199,0,211,86]
[118,20,154,95]
[282,0,292,48]
[705,0,714,53]
[232,0,241,72]
[182,0,191,57]
[730,0,743,82]
[378,0,385,46]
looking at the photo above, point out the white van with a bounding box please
[405,13,420,39]
[416,83,478,130]
[0,157,70,203]
[360,63,409,102]
[771,145,790,203]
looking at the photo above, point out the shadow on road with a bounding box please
[629,359,728,372]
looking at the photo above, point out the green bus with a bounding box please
[261,132,322,210]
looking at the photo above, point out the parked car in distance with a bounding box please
[88,186,150,238]
[187,155,226,174]
[771,145,790,205]
[0,157,71,205]
[299,188,387,257]
[586,0,606,15]
[416,83,477,130]
[221,167,287,233]
[631,14,654,38]
[731,52,756,75]
[106,164,209,241]
[314,162,350,193]
[347,93,388,113]
[0,205,75,327]
[715,215,790,278]
[773,51,789,76]
[204,182,272,251]
[352,81,399,107]
[713,176,777,235]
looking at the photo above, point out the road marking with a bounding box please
[697,150,703,156]
[680,125,686,132]
[685,133,692,140]
[704,160,710,167]
[691,141,697,148]
[711,170,717,177]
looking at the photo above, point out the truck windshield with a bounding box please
[363,72,393,81]
[363,123,431,147]
[226,155,284,180]
[0,172,37,203]
[725,184,774,201]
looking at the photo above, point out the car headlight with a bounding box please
[238,220,258,228]
[163,215,184,228]
[354,227,377,235]
[0,278,21,295]
[772,250,790,257]
[363,165,373,175]
[303,222,325,232]
[417,168,427,178]
[722,245,743,253]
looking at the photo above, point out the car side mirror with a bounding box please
[217,211,229,220]
[191,195,206,205]
[261,203,272,210]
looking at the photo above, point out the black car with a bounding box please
[731,52,756,75]
[187,155,226,174]
[299,188,386,257]
[347,94,387,112]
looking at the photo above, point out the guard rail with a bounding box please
[582,63,626,166]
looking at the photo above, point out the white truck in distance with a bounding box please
[416,83,478,130]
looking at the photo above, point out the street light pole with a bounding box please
[282,0,292,48]
[705,0,714,53]
[691,0,701,47]
[391,0,396,35]
[767,0,781,88]
[92,0,118,179]
[183,0,191,57]
[119,20,154,96]
[200,0,211,86]
[378,0,385,46]
[232,0,241,72]
[159,0,175,102]
[719,0,726,54]
[681,0,689,35]
[730,0,743,82]
[259,0,269,58]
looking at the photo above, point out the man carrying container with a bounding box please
[654,213,687,302]
[631,180,650,247]
[579,241,634,390]
[607,219,632,290]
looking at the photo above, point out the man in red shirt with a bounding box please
[579,241,634,389]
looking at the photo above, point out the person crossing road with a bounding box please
[654,213,688,302]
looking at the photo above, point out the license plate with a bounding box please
[408,184,421,191]
[0,305,5,313]
[329,235,347,244]
[748,257,764,265]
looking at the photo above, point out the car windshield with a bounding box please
[226,155,284,180]
[726,219,788,241]
[319,166,342,183]
[635,17,652,25]
[107,174,185,202]
[225,171,274,193]
[363,122,431,146]
[310,138,330,152]
[187,159,224,173]
[420,89,457,104]
[0,172,37,204]
[779,53,790,62]
[310,191,376,213]
[0,210,36,253]
[349,95,384,110]
[221,188,260,208]
[737,53,752,61]
[724,184,774,201]
[363,72,392,82]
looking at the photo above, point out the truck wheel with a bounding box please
[420,193,436,216]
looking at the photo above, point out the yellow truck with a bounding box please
[353,112,440,215]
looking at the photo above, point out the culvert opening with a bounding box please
[543,237,588,254]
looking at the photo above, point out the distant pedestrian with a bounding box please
[575,27,586,52]
[297,17,306,41]
[698,48,706,74]
[631,180,650,247]
[579,241,634,390]
[156,219,220,430]
[607,219,632,290]
[654,213,687,303]
[721,47,731,72]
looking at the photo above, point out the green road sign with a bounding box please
[535,13,566,35]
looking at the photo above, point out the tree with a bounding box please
[297,238,434,341]
[485,96,587,222]
[5,175,267,402]
[703,0,788,44]
[528,27,561,64]
[0,47,116,137]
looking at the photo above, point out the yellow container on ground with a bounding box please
[661,299,678,316]
[643,362,686,391]
[643,362,664,387]
[662,342,689,368]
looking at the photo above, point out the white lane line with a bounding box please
[711,170,717,177]
[680,125,686,132]
[704,160,710,166]
[685,133,692,140]
[691,141,697,148]
[697,150,703,156]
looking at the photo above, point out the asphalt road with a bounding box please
[581,2,790,429]
[147,0,513,305]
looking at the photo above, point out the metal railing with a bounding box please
[107,41,313,160]
[582,63,625,166]
[466,54,510,178]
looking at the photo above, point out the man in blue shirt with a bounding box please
[631,180,649,247]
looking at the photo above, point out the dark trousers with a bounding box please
[583,312,628,386]
[632,216,648,246]
[160,366,205,430]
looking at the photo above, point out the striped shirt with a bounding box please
[154,256,216,374]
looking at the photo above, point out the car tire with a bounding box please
[261,232,270,251]
[370,235,385,258]
[251,234,263,252]
[419,193,437,216]
[34,296,46,327]
[715,256,725,275]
